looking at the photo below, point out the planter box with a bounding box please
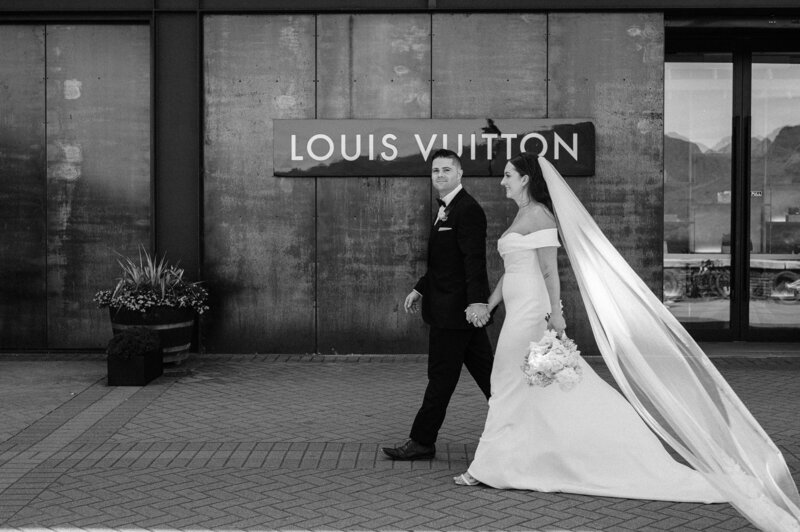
[109,307,195,365]
[107,350,163,386]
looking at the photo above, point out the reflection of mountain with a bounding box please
[665,125,800,223]
[282,152,430,177]
[711,136,731,153]
[665,135,729,185]
[711,134,771,156]
[768,125,800,180]
[666,132,714,153]
[666,125,800,184]
[665,125,800,254]
[750,136,771,158]
[765,125,785,142]
[280,142,509,177]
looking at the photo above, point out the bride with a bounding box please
[455,152,800,532]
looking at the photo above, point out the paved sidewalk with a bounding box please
[0,351,798,532]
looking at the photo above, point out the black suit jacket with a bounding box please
[414,188,491,329]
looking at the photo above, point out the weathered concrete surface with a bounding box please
[433,13,549,348]
[316,14,431,354]
[548,13,665,353]
[203,15,317,353]
[0,13,670,354]
[202,12,666,354]
[45,25,151,348]
[0,25,46,349]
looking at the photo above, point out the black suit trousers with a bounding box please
[409,326,493,446]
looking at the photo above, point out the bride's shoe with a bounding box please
[453,472,480,486]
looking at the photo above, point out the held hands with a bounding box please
[404,290,421,314]
[465,303,490,328]
[404,292,491,327]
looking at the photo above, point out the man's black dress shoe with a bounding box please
[382,439,435,460]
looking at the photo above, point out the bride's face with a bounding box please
[501,162,529,203]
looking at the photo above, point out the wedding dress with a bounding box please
[466,157,800,532]
[467,229,724,502]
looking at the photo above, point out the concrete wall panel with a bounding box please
[432,13,547,119]
[204,15,317,352]
[0,26,46,348]
[0,11,669,353]
[46,25,151,348]
[433,13,548,347]
[316,14,430,353]
[548,13,665,353]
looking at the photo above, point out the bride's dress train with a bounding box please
[467,230,724,503]
[531,157,799,531]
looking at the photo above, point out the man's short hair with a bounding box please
[431,148,462,170]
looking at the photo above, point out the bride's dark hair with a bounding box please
[508,151,554,215]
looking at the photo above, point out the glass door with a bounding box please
[748,55,800,331]
[664,31,800,340]
[663,57,733,332]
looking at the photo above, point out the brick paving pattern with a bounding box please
[0,353,798,531]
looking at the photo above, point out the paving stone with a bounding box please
[0,354,797,531]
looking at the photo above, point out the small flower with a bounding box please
[437,205,448,223]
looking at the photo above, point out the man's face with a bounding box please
[431,156,462,197]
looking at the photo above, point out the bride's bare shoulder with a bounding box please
[519,204,556,233]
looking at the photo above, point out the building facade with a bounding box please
[1,1,798,354]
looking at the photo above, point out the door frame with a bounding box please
[666,26,800,341]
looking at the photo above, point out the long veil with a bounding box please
[537,156,800,532]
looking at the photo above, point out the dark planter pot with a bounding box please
[107,350,163,386]
[109,306,195,364]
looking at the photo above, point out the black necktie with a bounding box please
[436,198,446,208]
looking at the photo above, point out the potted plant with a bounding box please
[106,326,163,386]
[94,245,209,364]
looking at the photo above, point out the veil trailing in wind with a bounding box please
[537,156,800,532]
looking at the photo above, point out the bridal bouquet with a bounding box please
[521,330,583,391]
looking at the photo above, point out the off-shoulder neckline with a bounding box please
[500,228,558,239]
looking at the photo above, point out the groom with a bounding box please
[383,148,493,461]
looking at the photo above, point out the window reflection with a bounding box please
[749,59,800,328]
[663,60,733,325]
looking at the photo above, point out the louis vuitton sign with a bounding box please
[273,119,595,177]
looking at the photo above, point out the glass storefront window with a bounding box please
[749,57,800,328]
[663,59,733,326]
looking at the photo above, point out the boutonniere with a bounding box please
[437,205,450,223]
